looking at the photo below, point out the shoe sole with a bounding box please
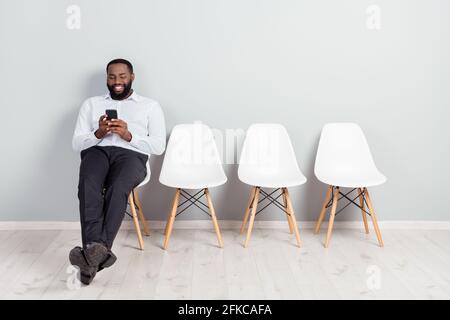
[69,247,96,285]
[98,251,117,272]
[69,247,89,269]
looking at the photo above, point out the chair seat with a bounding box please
[159,165,227,189]
[316,171,386,188]
[136,160,151,188]
[239,170,307,188]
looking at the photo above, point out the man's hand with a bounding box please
[107,119,132,142]
[94,115,109,139]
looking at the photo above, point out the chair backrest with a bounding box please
[238,123,301,179]
[314,123,380,179]
[159,123,227,188]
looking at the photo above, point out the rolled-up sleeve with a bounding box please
[72,99,101,152]
[129,102,166,155]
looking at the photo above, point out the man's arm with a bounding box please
[72,99,102,152]
[129,102,166,155]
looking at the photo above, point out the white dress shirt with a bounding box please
[72,91,166,157]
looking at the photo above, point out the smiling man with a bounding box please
[70,58,166,285]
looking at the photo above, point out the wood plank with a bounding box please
[191,229,228,299]
[116,229,165,299]
[154,229,195,299]
[0,230,60,299]
[252,228,302,299]
[1,228,449,300]
[343,229,448,299]
[4,230,76,299]
[332,229,414,299]
[308,228,377,299]
[223,229,265,299]
[280,230,341,299]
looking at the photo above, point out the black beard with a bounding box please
[107,81,133,100]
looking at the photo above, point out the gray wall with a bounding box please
[1,0,449,222]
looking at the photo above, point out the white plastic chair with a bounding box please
[159,123,227,249]
[127,160,151,250]
[238,123,307,247]
[314,123,386,248]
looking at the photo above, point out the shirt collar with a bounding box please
[104,90,141,102]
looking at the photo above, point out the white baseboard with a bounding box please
[0,220,450,230]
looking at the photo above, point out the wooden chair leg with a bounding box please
[314,185,332,234]
[244,187,260,248]
[133,190,150,236]
[283,188,302,247]
[164,189,177,236]
[163,189,181,250]
[240,187,256,234]
[204,188,224,248]
[282,190,294,234]
[129,192,145,250]
[324,187,339,248]
[364,188,384,247]
[164,208,171,236]
[358,188,369,234]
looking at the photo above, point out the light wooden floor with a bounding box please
[0,227,449,300]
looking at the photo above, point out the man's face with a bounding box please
[106,63,135,100]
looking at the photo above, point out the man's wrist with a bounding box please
[125,131,132,142]
[94,129,102,139]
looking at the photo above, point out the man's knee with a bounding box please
[106,179,135,198]
[80,147,108,173]
[78,175,105,204]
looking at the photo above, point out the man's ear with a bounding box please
[131,73,135,81]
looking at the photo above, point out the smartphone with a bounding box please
[105,109,118,120]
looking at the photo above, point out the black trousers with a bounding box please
[77,146,148,249]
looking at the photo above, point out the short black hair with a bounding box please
[106,58,133,73]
